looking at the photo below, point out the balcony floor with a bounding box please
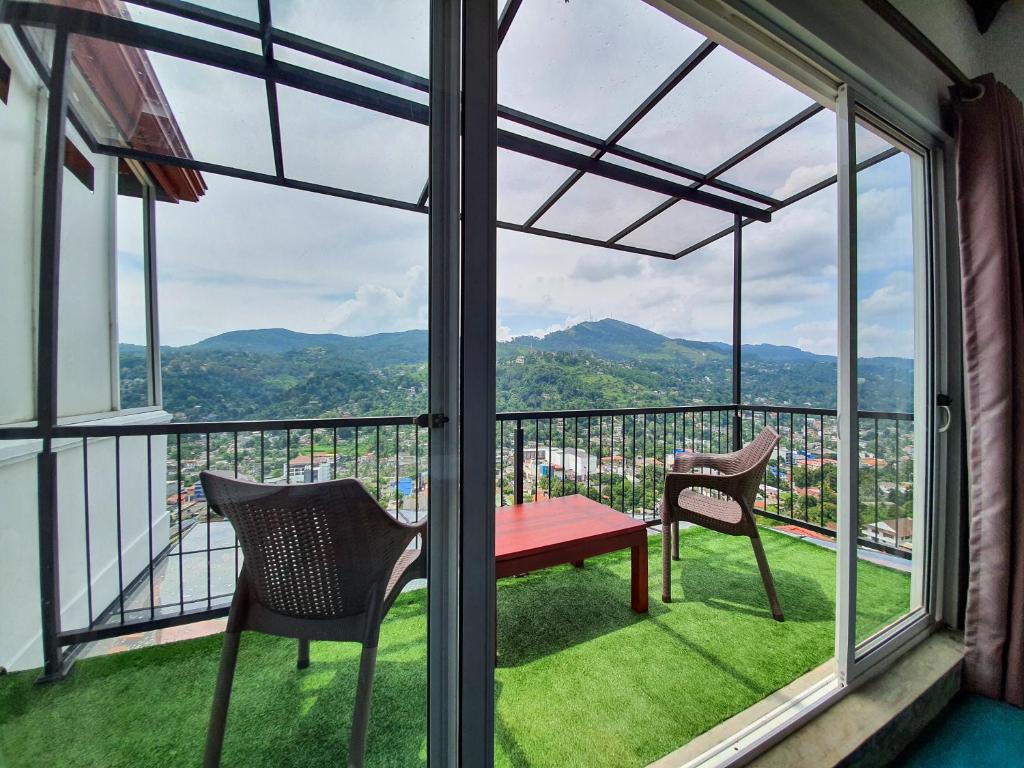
[0,529,909,768]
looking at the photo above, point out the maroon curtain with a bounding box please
[956,73,1024,707]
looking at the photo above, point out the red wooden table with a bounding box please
[495,494,648,613]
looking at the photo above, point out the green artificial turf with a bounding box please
[0,530,910,768]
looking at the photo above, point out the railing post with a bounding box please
[514,422,524,505]
[732,214,743,452]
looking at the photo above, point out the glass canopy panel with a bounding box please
[620,45,813,175]
[718,107,837,200]
[274,46,428,105]
[498,0,705,137]
[498,149,579,225]
[68,36,276,173]
[272,0,430,79]
[619,198,735,253]
[534,174,670,243]
[276,85,427,202]
[121,4,262,54]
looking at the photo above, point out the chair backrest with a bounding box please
[674,426,779,507]
[201,471,413,620]
[731,427,780,507]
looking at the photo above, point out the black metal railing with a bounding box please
[496,404,915,558]
[31,415,428,646]
[0,403,913,654]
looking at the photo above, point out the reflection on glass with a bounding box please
[853,123,923,645]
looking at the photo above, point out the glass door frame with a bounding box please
[834,83,948,686]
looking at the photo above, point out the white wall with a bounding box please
[0,31,170,672]
[1,420,170,672]
[894,0,1024,101]
[0,30,40,425]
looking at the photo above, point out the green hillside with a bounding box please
[118,319,913,421]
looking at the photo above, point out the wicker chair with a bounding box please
[661,426,783,621]
[199,470,426,768]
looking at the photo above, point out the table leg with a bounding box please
[572,560,585,568]
[631,538,648,613]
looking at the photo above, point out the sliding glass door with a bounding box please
[836,85,938,681]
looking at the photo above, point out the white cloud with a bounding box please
[327,265,427,335]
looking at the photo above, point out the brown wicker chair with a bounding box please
[199,470,426,768]
[661,426,783,621]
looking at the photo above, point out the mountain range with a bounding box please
[119,319,913,420]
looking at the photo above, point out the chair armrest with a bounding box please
[673,451,737,473]
[664,470,742,500]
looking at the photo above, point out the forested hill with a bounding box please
[118,319,913,421]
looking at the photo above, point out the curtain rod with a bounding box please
[862,0,986,100]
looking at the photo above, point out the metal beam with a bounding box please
[674,147,901,259]
[498,222,676,259]
[92,143,430,212]
[522,40,716,227]
[257,0,285,180]
[94,142,682,258]
[501,129,771,221]
[497,0,523,47]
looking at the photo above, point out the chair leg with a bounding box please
[662,517,672,603]
[672,521,680,561]
[750,533,784,621]
[348,643,379,768]
[204,630,241,768]
[297,638,310,669]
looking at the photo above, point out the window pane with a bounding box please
[116,167,152,409]
[854,126,923,645]
[277,85,427,201]
[69,36,276,173]
[621,46,813,174]
[498,0,705,137]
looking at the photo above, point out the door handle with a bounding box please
[937,394,952,433]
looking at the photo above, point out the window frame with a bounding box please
[112,159,162,413]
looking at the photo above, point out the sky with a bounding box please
[112,0,919,360]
